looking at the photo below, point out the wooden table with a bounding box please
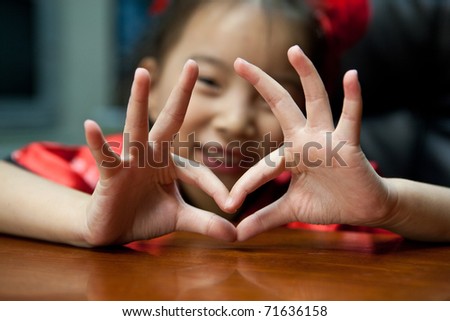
[1,228,449,300]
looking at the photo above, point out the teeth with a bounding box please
[207,155,240,166]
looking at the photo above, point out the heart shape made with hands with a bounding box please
[86,46,376,245]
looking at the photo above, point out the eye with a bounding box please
[198,76,220,88]
[196,75,222,96]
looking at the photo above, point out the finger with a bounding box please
[149,60,198,142]
[84,120,121,178]
[335,70,363,146]
[176,205,237,242]
[173,154,230,212]
[287,45,334,131]
[234,57,306,136]
[236,195,293,241]
[225,147,285,213]
[123,68,151,144]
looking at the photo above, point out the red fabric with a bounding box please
[11,135,389,235]
[12,134,122,194]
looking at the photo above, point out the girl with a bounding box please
[1,0,449,246]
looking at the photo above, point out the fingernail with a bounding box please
[225,197,234,210]
[135,67,144,75]
[290,45,303,54]
[236,57,249,65]
[183,59,194,69]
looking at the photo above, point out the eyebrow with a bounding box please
[189,55,231,72]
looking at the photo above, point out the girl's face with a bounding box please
[147,2,310,215]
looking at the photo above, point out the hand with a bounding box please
[83,61,236,246]
[228,45,397,241]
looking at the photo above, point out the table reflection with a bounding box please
[1,229,449,300]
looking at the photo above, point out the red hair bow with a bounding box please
[148,0,169,14]
[309,0,371,54]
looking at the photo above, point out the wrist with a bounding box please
[366,177,402,230]
[64,193,97,248]
[373,179,450,242]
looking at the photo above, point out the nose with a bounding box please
[211,92,256,140]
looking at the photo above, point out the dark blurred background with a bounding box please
[332,0,450,186]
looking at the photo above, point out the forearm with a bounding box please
[0,161,91,247]
[380,178,450,242]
